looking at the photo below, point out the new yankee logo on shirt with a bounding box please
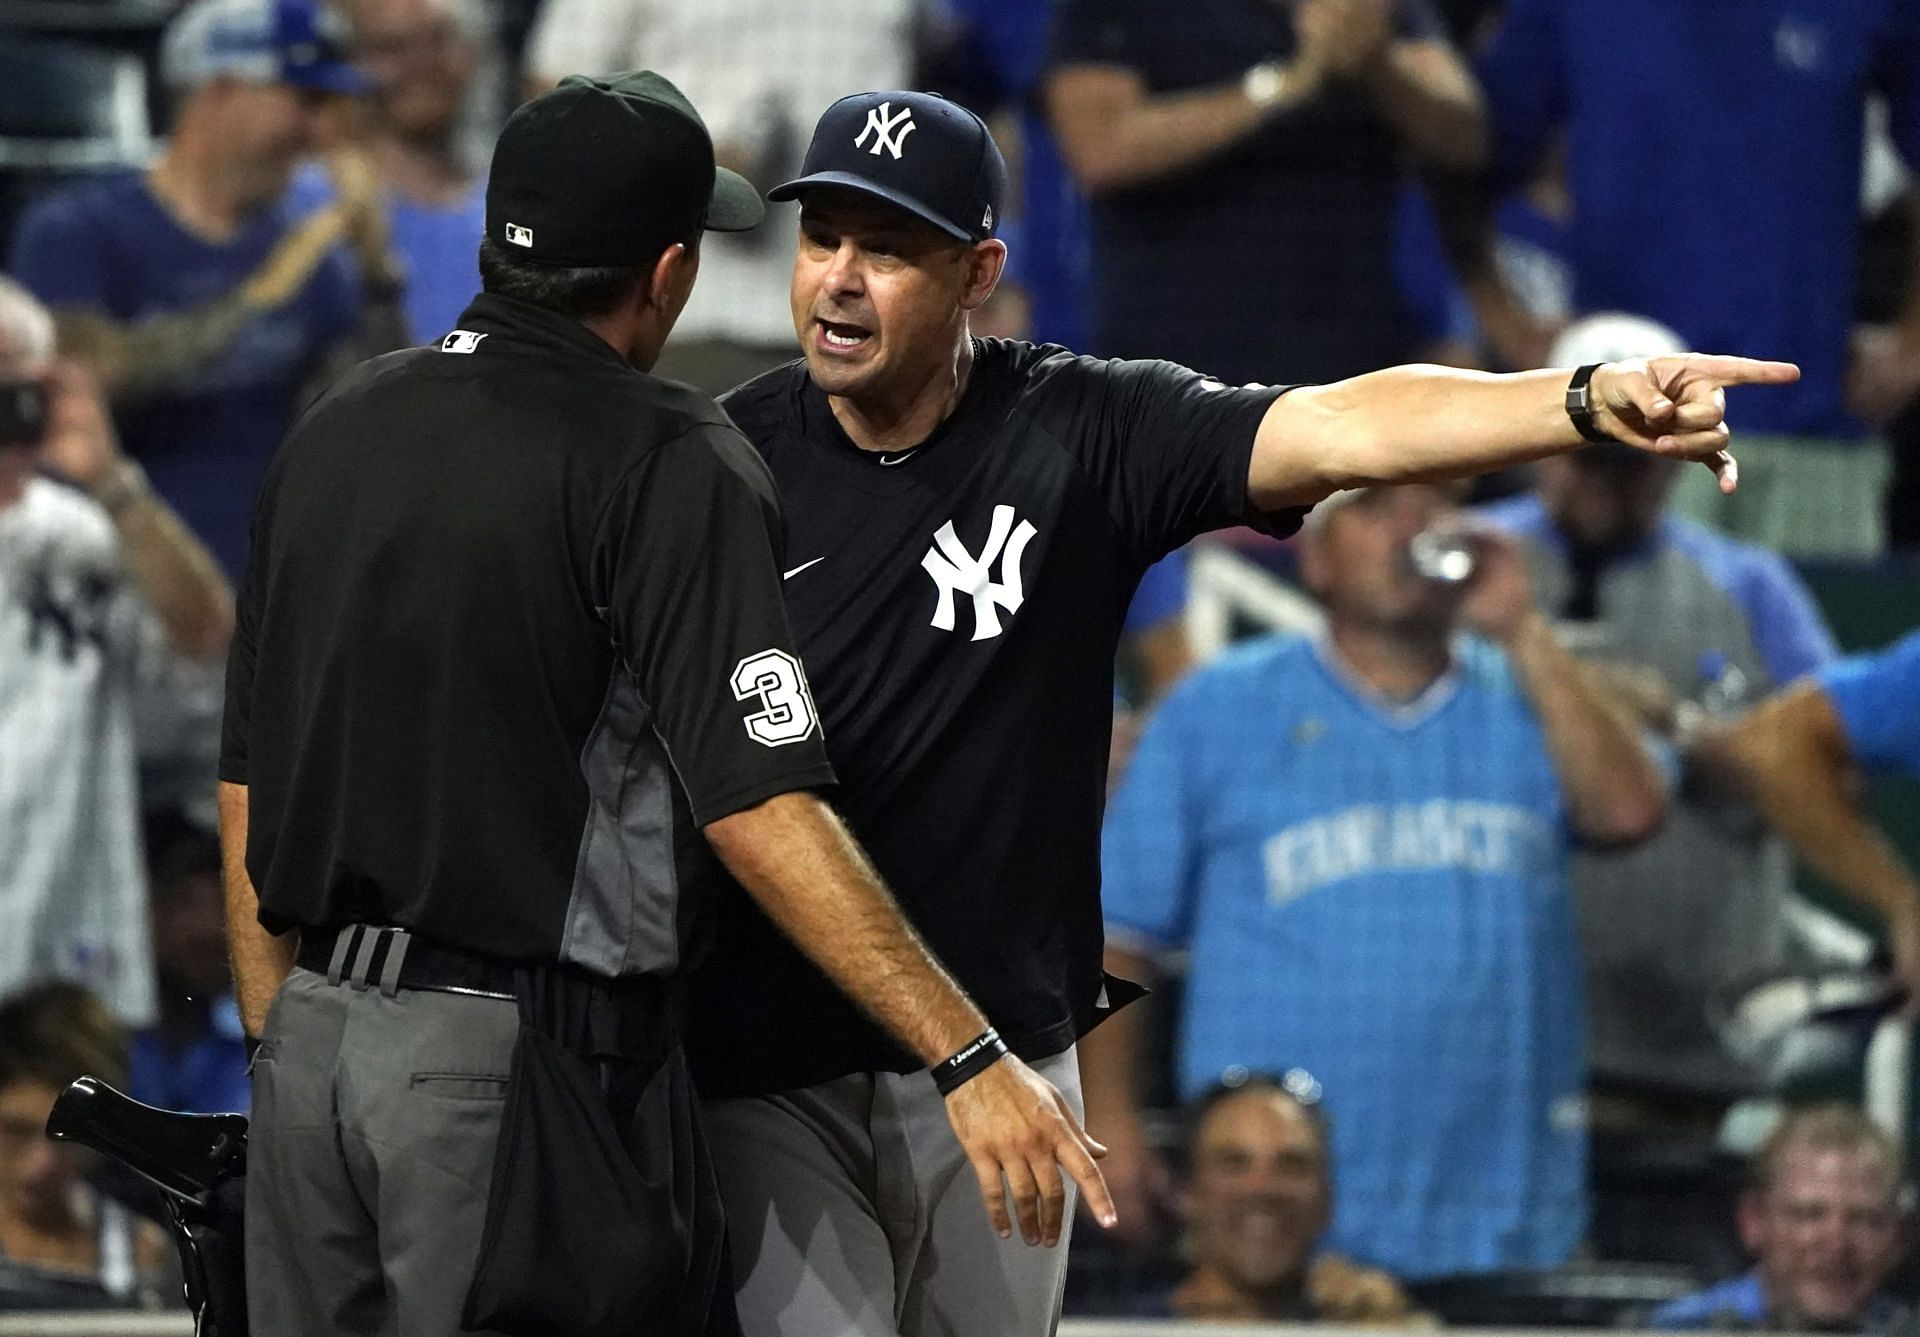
[1262,798,1558,906]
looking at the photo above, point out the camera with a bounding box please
[0,377,49,447]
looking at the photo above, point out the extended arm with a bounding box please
[1693,684,1920,992]
[216,781,296,1037]
[1249,356,1799,510]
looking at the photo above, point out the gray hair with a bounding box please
[0,276,54,367]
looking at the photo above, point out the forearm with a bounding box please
[1050,71,1304,193]
[1355,44,1486,170]
[1699,690,1920,930]
[93,466,233,661]
[216,782,296,1038]
[1253,365,1578,506]
[705,791,987,1067]
[1077,945,1156,1133]
[1504,614,1665,843]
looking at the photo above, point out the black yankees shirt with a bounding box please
[689,339,1304,1096]
[220,294,836,975]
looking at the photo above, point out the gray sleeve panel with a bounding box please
[560,669,683,979]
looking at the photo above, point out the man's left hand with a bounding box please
[1590,355,1801,494]
[1455,524,1536,645]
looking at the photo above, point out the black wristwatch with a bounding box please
[1565,363,1615,444]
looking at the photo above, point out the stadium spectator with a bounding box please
[1691,630,1920,982]
[0,983,171,1300]
[1086,482,1667,1277]
[1650,1104,1912,1332]
[521,0,916,394]
[293,0,490,344]
[1045,0,1485,384]
[129,812,248,1116]
[1138,1072,1424,1324]
[917,0,1092,349]
[1479,315,1860,1132]
[6,0,408,576]
[0,277,232,1027]
[1451,0,1920,557]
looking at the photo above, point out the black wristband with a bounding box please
[932,1027,1008,1096]
[1565,363,1615,444]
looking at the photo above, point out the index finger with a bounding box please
[1681,356,1801,388]
[1056,1132,1117,1229]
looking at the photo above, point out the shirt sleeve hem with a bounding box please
[688,764,840,828]
[217,757,248,785]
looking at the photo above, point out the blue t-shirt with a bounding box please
[1651,1268,1909,1331]
[128,993,251,1116]
[291,164,485,345]
[1821,631,1920,776]
[1124,546,1188,634]
[7,172,361,576]
[1102,633,1586,1279]
[936,0,1090,349]
[1477,0,1920,439]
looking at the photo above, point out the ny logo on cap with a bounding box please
[504,223,534,248]
[855,102,917,160]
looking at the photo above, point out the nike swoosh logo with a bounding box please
[783,557,826,580]
[877,451,916,466]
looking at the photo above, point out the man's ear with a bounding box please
[647,241,695,309]
[959,239,1006,313]
[1297,526,1331,599]
[1736,1189,1768,1256]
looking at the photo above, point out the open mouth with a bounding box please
[815,319,873,353]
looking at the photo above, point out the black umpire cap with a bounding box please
[770,90,1007,244]
[486,69,764,268]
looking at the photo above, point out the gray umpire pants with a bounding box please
[247,965,520,1337]
[704,1047,1081,1337]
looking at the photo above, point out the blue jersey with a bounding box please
[1102,633,1586,1278]
[1821,631,1920,776]
[1478,0,1920,438]
[7,172,360,576]
[291,164,485,346]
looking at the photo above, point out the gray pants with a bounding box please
[247,966,520,1337]
[704,1047,1081,1337]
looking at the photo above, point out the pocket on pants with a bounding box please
[460,1032,721,1337]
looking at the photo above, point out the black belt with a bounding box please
[296,925,520,999]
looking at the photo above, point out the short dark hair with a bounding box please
[0,982,128,1094]
[476,235,671,320]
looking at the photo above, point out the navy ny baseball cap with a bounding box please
[486,70,764,268]
[770,91,1006,244]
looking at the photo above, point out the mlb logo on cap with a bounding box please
[504,224,534,247]
[770,90,1007,245]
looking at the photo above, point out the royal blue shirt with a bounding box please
[1651,1269,1910,1331]
[1821,630,1920,775]
[935,0,1090,349]
[1103,632,1587,1278]
[1478,0,1920,438]
[292,164,485,345]
[8,172,361,575]
[128,994,251,1116]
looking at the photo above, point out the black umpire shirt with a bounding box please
[689,339,1305,1097]
[219,294,836,977]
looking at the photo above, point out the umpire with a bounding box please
[218,70,1108,1337]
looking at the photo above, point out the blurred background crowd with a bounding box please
[1,0,1919,1327]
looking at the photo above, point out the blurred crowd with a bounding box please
[1,0,1918,1325]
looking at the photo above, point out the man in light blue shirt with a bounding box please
[1083,482,1668,1278]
